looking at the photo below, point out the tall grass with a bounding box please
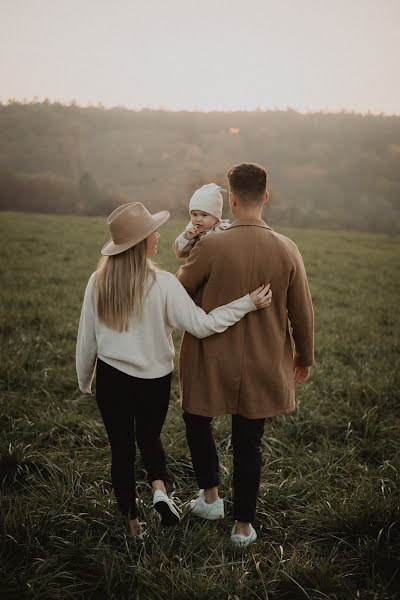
[0,212,399,599]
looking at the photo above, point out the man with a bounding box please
[176,163,314,546]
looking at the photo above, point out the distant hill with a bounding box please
[0,101,399,232]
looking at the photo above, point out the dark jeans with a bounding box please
[96,359,171,519]
[183,412,265,523]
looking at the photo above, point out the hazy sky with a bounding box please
[1,0,399,113]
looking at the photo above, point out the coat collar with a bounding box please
[229,217,272,230]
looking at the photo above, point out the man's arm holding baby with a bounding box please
[176,236,211,299]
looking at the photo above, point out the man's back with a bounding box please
[177,218,314,419]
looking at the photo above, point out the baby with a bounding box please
[172,183,230,258]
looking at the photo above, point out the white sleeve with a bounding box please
[165,275,257,338]
[175,232,195,252]
[76,274,98,393]
[215,219,231,231]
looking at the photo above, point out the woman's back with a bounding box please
[92,269,178,379]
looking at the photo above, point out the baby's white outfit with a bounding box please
[173,182,230,258]
[173,219,230,258]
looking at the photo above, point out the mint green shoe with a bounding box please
[231,524,257,547]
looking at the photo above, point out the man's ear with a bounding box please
[263,190,269,205]
[230,191,238,208]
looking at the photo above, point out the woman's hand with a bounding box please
[250,284,272,309]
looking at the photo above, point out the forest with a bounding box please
[0,101,399,233]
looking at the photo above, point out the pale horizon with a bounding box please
[1,0,399,115]
[2,98,400,117]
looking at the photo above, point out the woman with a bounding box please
[76,202,272,537]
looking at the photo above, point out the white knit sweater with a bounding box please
[76,269,256,393]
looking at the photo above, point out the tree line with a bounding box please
[0,101,399,233]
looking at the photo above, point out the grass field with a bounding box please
[0,212,399,600]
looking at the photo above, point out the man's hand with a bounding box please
[294,366,311,384]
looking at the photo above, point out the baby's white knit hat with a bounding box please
[188,183,226,220]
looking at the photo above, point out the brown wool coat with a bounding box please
[176,218,314,419]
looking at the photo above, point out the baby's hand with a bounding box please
[184,226,200,240]
[250,284,272,309]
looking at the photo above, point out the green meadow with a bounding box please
[0,212,399,600]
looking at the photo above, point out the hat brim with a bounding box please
[101,210,170,256]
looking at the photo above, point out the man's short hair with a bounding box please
[228,163,267,204]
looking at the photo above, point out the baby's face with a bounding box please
[190,210,218,232]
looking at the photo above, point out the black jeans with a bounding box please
[96,359,171,519]
[183,412,265,523]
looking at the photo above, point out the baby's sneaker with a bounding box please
[153,490,181,526]
[189,489,224,520]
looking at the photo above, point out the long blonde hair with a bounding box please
[96,240,156,332]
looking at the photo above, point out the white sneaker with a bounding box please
[153,490,181,526]
[231,523,257,547]
[189,489,224,520]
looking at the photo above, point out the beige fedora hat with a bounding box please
[101,202,170,256]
